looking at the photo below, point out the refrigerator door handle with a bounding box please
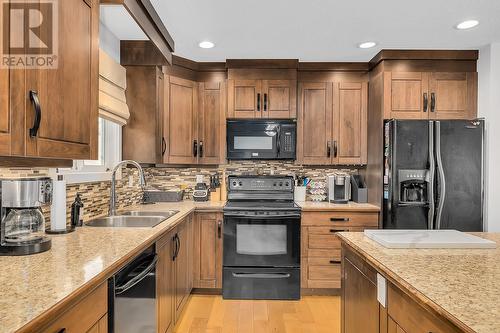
[428,121,436,229]
[435,121,446,230]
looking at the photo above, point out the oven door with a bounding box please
[227,121,279,160]
[223,213,300,267]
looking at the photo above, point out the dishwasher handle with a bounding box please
[115,254,158,295]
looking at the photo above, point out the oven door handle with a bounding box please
[232,272,291,279]
[115,254,158,295]
[223,213,301,219]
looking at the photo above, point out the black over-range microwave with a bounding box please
[226,119,296,160]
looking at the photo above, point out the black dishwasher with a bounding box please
[108,246,158,333]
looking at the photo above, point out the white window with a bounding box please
[54,118,122,183]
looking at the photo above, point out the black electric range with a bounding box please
[222,175,301,300]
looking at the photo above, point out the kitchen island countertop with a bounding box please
[338,232,500,333]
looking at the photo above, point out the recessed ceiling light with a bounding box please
[456,20,479,30]
[198,41,215,49]
[358,41,377,49]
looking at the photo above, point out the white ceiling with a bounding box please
[101,0,500,62]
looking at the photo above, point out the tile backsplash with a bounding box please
[0,161,359,227]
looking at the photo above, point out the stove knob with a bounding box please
[232,181,237,186]
[239,181,243,186]
[285,182,290,187]
[273,183,277,186]
[279,182,283,186]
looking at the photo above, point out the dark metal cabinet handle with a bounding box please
[330,229,349,233]
[29,90,41,137]
[264,93,268,111]
[330,217,350,222]
[257,93,261,111]
[172,234,178,261]
[423,93,428,112]
[333,140,338,158]
[431,93,436,112]
[218,220,222,238]
[176,233,181,258]
[327,141,331,157]
[199,140,204,158]
[193,140,198,157]
[57,329,66,333]
[162,137,166,156]
[330,260,342,264]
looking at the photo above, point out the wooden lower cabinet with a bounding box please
[342,244,463,333]
[301,211,378,291]
[157,232,175,333]
[41,282,108,333]
[193,212,224,289]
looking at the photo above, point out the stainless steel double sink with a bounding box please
[85,210,179,228]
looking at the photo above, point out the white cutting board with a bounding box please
[364,229,497,249]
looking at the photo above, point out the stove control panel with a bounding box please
[228,176,293,191]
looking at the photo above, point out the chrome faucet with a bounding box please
[109,160,147,216]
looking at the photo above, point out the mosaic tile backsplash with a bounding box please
[0,161,358,227]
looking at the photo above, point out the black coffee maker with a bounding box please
[0,178,53,255]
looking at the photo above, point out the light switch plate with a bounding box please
[377,273,387,307]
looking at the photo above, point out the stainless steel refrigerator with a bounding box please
[383,119,484,231]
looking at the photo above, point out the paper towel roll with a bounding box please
[50,175,67,231]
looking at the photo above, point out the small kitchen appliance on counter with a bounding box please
[223,175,301,300]
[193,175,209,202]
[0,178,53,255]
[328,174,351,204]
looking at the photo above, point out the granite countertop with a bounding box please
[296,201,380,211]
[0,201,224,333]
[338,232,500,333]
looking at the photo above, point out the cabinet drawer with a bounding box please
[302,211,379,227]
[42,282,107,333]
[307,264,341,289]
[388,283,460,333]
[308,248,341,261]
[308,232,341,249]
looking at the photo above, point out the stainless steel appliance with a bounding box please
[109,246,158,333]
[193,175,209,202]
[383,119,484,231]
[226,119,296,160]
[0,178,52,255]
[223,175,301,300]
[328,174,351,204]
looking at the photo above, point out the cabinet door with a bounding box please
[227,79,262,119]
[429,72,477,120]
[87,314,108,333]
[0,47,11,155]
[165,76,198,164]
[157,233,174,333]
[26,0,98,159]
[198,82,225,164]
[333,82,368,165]
[262,80,297,119]
[193,213,223,289]
[384,72,429,120]
[343,258,380,333]
[298,82,333,165]
[388,317,407,333]
[175,221,190,320]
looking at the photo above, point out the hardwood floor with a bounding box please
[173,295,341,333]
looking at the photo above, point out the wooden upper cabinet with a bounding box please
[383,71,477,120]
[384,72,429,119]
[164,76,198,164]
[0,63,11,156]
[123,66,164,164]
[227,79,261,118]
[334,82,368,165]
[193,213,223,289]
[227,77,297,119]
[25,0,98,160]
[198,82,225,164]
[298,82,333,165]
[262,80,297,118]
[429,72,477,120]
[299,81,368,166]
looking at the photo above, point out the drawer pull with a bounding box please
[330,260,341,264]
[330,229,348,233]
[330,217,350,222]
